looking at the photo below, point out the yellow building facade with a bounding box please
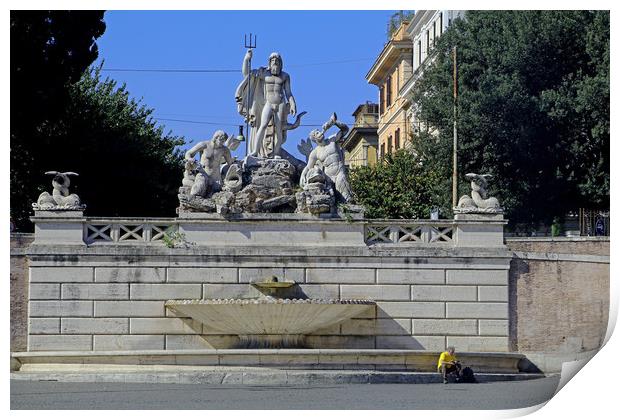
[342,102,379,168]
[401,10,465,135]
[366,11,465,158]
[365,22,413,160]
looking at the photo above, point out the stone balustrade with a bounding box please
[31,211,506,248]
[365,220,455,245]
[85,219,177,244]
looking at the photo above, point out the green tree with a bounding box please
[36,66,185,219]
[11,11,106,230]
[387,10,415,39]
[411,11,609,229]
[350,150,443,219]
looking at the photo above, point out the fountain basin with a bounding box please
[166,297,375,348]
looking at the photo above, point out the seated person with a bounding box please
[437,346,461,384]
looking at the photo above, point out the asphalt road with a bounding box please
[11,376,560,410]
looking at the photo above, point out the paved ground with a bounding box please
[11,376,560,410]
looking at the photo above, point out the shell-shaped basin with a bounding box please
[165,298,375,335]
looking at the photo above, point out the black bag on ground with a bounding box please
[459,366,476,383]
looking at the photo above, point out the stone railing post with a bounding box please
[30,210,86,245]
[453,213,506,248]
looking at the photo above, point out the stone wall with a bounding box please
[11,233,34,351]
[506,237,609,256]
[14,224,610,358]
[26,246,511,352]
[23,214,511,352]
[507,238,610,354]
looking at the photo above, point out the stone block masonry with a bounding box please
[24,214,512,352]
[506,238,609,354]
[26,257,511,352]
[11,233,34,351]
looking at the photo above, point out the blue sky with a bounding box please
[95,10,396,160]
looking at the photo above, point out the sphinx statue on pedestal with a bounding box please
[455,173,503,214]
[32,171,85,211]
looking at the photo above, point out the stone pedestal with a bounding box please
[31,211,85,245]
[454,213,506,248]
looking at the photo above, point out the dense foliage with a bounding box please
[11,11,106,230]
[387,10,415,39]
[43,67,185,219]
[350,150,443,219]
[411,11,609,228]
[11,11,185,230]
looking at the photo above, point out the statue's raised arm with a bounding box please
[323,113,349,144]
[242,49,253,77]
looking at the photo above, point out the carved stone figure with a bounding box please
[178,130,243,213]
[33,171,85,210]
[261,111,307,159]
[299,113,353,203]
[455,173,502,213]
[295,167,336,215]
[236,158,297,213]
[235,49,297,159]
[222,163,243,193]
[184,130,237,197]
[178,151,298,215]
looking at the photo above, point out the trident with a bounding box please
[244,33,257,157]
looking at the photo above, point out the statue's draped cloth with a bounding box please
[235,68,266,156]
[236,67,292,157]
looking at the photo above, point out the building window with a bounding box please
[386,76,392,108]
[440,12,443,34]
[426,30,430,54]
[387,136,393,154]
[433,21,437,46]
[379,86,384,115]
[418,40,422,65]
[395,128,400,150]
[380,143,385,159]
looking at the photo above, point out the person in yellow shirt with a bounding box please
[437,346,461,384]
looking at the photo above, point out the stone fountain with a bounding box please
[166,276,375,348]
[15,44,515,384]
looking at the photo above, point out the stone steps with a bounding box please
[11,366,547,385]
[12,349,533,374]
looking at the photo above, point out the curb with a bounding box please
[11,369,546,385]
